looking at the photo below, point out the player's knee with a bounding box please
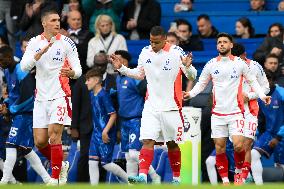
[49,132,62,145]
[215,144,226,153]
[34,138,48,149]
[233,142,244,152]
[206,156,216,168]
[142,139,155,148]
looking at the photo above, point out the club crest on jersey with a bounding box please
[230,67,239,79]
[56,49,61,55]
[163,59,172,71]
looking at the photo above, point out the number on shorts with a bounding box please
[9,127,18,137]
[129,134,136,143]
[176,126,183,142]
[236,119,245,129]
[57,106,67,121]
[248,122,257,132]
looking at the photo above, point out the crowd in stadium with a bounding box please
[0,0,283,186]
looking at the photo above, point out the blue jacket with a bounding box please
[258,85,284,135]
[4,63,35,115]
[116,75,146,119]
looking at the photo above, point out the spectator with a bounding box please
[86,14,127,74]
[249,0,266,11]
[267,23,283,37]
[121,0,161,40]
[61,0,88,30]
[0,0,20,52]
[176,19,203,51]
[166,32,179,45]
[197,14,218,39]
[67,10,94,74]
[174,0,194,13]
[0,35,8,48]
[235,17,255,39]
[278,0,284,11]
[82,0,124,33]
[20,0,58,37]
[253,33,283,66]
[263,54,284,87]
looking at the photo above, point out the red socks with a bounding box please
[234,150,245,170]
[242,162,251,179]
[139,148,154,175]
[38,144,51,160]
[168,149,181,177]
[216,153,229,178]
[51,144,63,179]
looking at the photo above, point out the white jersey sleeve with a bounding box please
[241,59,266,99]
[189,60,212,98]
[20,37,37,72]
[247,61,269,100]
[117,48,146,80]
[63,36,82,79]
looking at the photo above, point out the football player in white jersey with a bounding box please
[231,43,269,183]
[20,10,82,185]
[184,33,270,185]
[110,26,197,184]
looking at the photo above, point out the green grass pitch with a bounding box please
[0,183,283,189]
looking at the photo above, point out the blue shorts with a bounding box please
[253,131,275,158]
[210,140,235,172]
[273,139,284,164]
[6,114,34,148]
[120,118,142,152]
[89,132,115,165]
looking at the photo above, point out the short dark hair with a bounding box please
[176,19,192,32]
[231,43,245,56]
[264,69,276,82]
[267,23,283,37]
[115,50,131,62]
[0,45,13,57]
[216,32,233,42]
[265,53,279,61]
[20,34,31,45]
[197,14,210,21]
[41,10,59,22]
[150,26,166,37]
[85,68,103,81]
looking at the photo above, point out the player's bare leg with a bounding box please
[166,141,181,184]
[128,139,155,184]
[232,135,245,185]
[214,138,229,185]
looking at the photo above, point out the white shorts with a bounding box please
[33,97,72,128]
[244,113,258,140]
[140,107,183,143]
[211,113,245,138]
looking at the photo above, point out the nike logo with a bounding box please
[191,134,198,137]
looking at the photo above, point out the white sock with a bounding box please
[89,160,100,185]
[125,152,138,176]
[25,150,51,183]
[103,162,128,182]
[89,160,99,185]
[0,158,17,183]
[251,149,263,185]
[1,148,17,182]
[148,166,159,179]
[206,156,218,185]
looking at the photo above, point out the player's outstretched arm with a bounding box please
[110,54,145,80]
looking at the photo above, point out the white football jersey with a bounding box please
[20,33,82,101]
[189,55,266,116]
[118,43,197,111]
